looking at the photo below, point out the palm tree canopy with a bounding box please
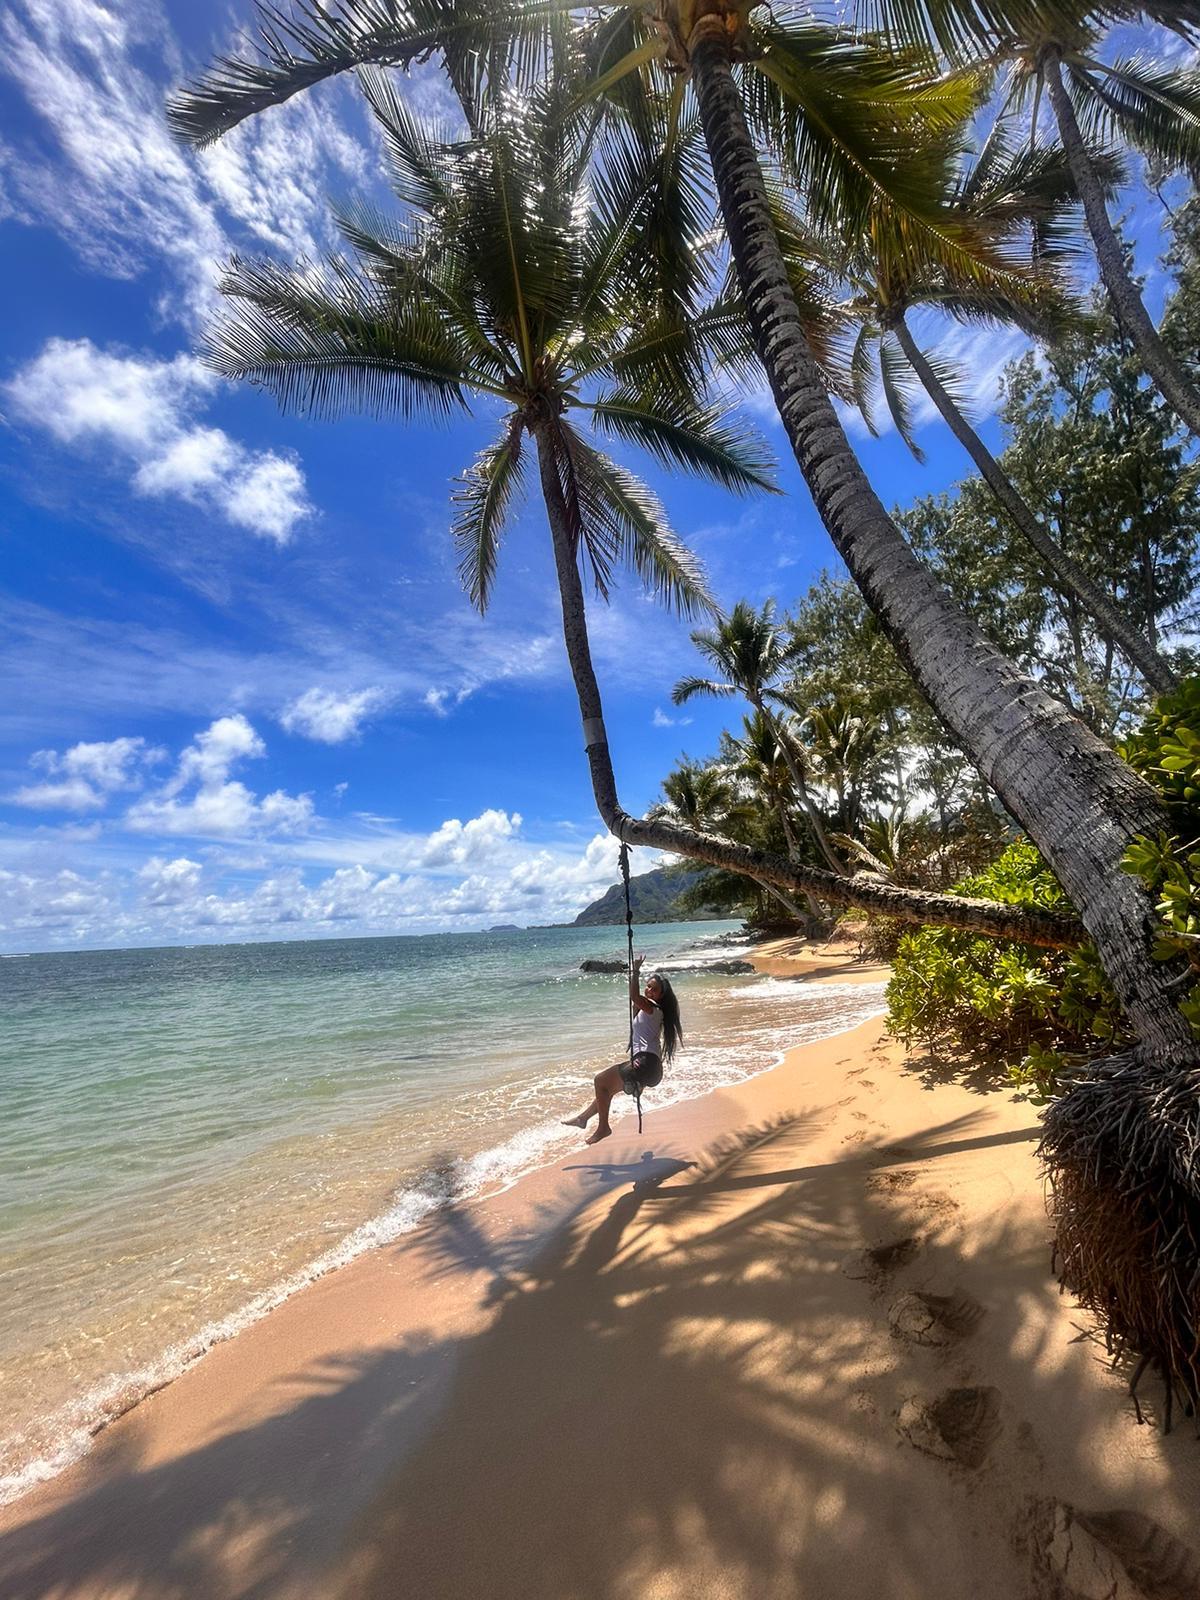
[811,125,1103,452]
[204,80,777,617]
[671,598,801,706]
[851,1,1200,65]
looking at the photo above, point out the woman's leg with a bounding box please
[586,1064,625,1145]
[563,1063,625,1135]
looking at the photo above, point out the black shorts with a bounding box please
[620,1052,663,1095]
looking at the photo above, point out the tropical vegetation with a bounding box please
[169,0,1200,1421]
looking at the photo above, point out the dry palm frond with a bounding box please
[1040,1052,1200,1428]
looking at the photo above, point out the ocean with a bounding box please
[0,921,887,1504]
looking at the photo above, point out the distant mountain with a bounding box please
[487,924,521,933]
[572,867,722,927]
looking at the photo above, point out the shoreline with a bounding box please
[0,934,884,1517]
[5,937,1200,1597]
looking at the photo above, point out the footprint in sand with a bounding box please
[888,1289,985,1348]
[1033,1503,1200,1600]
[842,1235,921,1285]
[868,1169,917,1192]
[897,1385,1002,1469]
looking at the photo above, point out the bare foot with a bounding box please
[586,1126,612,1146]
[562,1114,588,1129]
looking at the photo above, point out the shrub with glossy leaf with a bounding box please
[1119,677,1200,1031]
[886,839,1125,1095]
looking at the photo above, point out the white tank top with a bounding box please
[632,1003,663,1058]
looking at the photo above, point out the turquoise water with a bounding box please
[0,922,886,1503]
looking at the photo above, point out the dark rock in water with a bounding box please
[579,956,755,975]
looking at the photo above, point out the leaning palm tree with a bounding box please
[171,4,1192,1052]
[571,4,1193,1056]
[206,81,1060,945]
[653,753,809,921]
[672,599,847,874]
[853,0,1200,438]
[823,127,1178,693]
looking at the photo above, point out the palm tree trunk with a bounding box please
[532,423,1082,952]
[752,697,847,874]
[1042,48,1200,441]
[687,18,1193,1059]
[770,796,825,923]
[893,313,1177,696]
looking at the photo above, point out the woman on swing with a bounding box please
[563,955,683,1145]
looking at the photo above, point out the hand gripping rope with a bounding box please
[618,842,643,1135]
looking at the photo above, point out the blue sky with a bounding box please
[0,1,1185,952]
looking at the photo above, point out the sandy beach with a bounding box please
[3,936,1199,1600]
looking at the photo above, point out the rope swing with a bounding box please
[618,841,643,1135]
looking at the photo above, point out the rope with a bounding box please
[618,842,642,1135]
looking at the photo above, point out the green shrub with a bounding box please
[886,839,1125,1098]
[1119,677,1200,1030]
[887,677,1200,1096]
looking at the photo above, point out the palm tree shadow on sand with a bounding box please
[3,1109,1199,1600]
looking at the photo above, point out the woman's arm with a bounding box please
[630,954,656,1016]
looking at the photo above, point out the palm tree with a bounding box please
[672,599,847,874]
[203,78,1070,947]
[587,4,1191,1054]
[819,128,1178,693]
[653,752,810,922]
[725,710,804,860]
[852,1,1200,438]
[170,4,1190,1050]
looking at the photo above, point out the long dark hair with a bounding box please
[650,972,682,1062]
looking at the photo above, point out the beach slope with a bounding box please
[3,941,1199,1599]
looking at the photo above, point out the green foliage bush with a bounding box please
[1119,677,1200,1033]
[886,840,1124,1097]
[887,677,1200,1097]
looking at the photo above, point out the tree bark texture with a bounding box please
[533,424,1084,953]
[688,22,1192,1058]
[1043,49,1200,442]
[893,314,1177,695]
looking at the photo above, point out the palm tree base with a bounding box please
[1041,1050,1200,1430]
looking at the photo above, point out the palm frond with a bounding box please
[599,300,758,392]
[205,255,474,418]
[880,330,927,462]
[850,321,881,435]
[586,388,777,495]
[356,64,461,210]
[672,676,738,706]
[914,339,976,423]
[1072,55,1200,173]
[167,0,507,147]
[744,23,984,238]
[452,416,527,612]
[557,427,716,618]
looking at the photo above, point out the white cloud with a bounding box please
[420,809,522,867]
[138,855,201,905]
[652,708,692,728]
[0,813,661,950]
[0,865,117,935]
[0,0,369,325]
[281,687,385,744]
[126,714,314,838]
[9,735,157,810]
[4,338,313,544]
